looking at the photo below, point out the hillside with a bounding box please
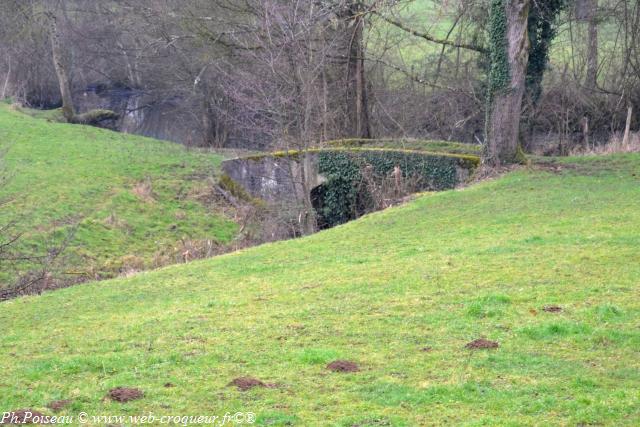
[0,104,237,286]
[2,153,639,425]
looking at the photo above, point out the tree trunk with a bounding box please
[582,116,590,149]
[622,105,633,148]
[344,2,371,139]
[48,7,118,126]
[48,12,75,122]
[299,153,317,235]
[1,58,10,100]
[585,0,599,89]
[485,0,531,166]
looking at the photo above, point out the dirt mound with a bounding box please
[1,409,48,424]
[107,387,144,402]
[326,360,360,372]
[228,377,267,391]
[465,339,499,349]
[543,305,563,313]
[47,400,71,412]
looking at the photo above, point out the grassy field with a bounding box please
[369,0,455,73]
[0,104,237,285]
[1,150,639,425]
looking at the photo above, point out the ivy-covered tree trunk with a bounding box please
[485,0,531,166]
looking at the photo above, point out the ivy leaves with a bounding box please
[488,0,510,100]
[316,150,467,228]
[526,0,566,103]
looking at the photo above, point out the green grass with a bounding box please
[2,150,639,425]
[15,105,66,122]
[0,104,237,284]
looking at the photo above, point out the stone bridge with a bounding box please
[222,152,327,204]
[221,149,478,205]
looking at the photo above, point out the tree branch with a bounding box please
[370,10,487,55]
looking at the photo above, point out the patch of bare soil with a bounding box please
[107,387,144,402]
[532,161,577,174]
[465,339,499,350]
[468,164,522,185]
[326,360,360,372]
[349,418,397,427]
[543,305,563,313]
[163,382,175,388]
[1,409,48,424]
[228,377,270,391]
[47,400,71,412]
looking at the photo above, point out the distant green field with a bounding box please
[371,0,621,88]
[2,151,639,425]
[368,0,475,71]
[0,104,237,285]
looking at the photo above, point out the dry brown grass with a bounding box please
[572,132,640,155]
[132,178,155,202]
[103,211,129,230]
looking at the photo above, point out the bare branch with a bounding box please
[369,10,487,54]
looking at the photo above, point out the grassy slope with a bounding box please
[0,105,237,284]
[2,154,640,425]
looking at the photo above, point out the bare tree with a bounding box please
[47,6,75,122]
[213,0,349,233]
[46,1,118,125]
[585,0,599,89]
[337,0,372,138]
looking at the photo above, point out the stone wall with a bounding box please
[221,153,326,203]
